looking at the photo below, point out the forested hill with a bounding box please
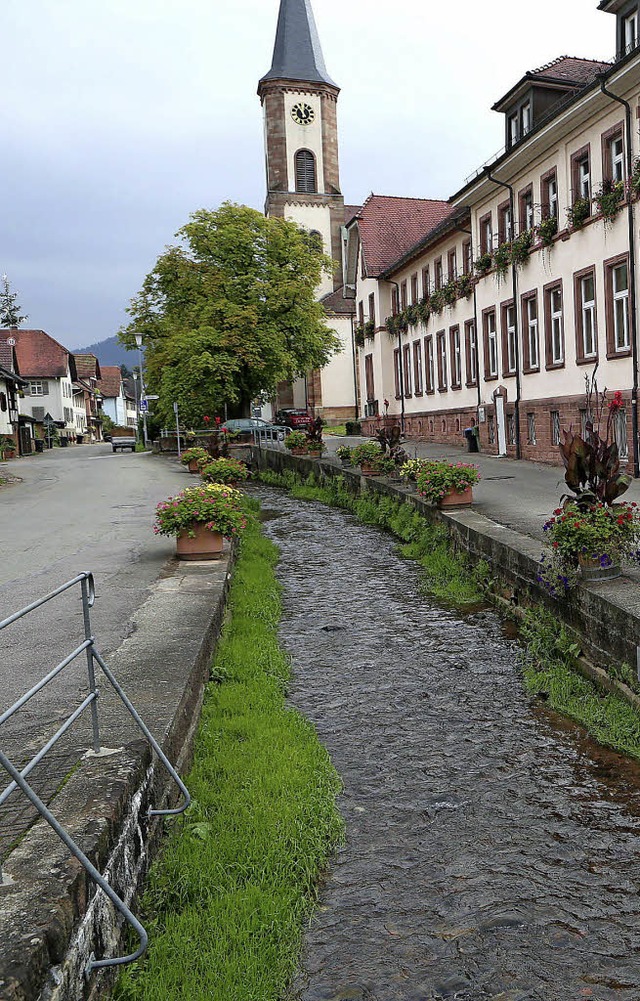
[75,335,137,368]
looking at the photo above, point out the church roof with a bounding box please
[355,195,454,278]
[260,0,337,88]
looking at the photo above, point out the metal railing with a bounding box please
[252,425,290,448]
[0,572,190,978]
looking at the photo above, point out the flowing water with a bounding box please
[257,486,640,1001]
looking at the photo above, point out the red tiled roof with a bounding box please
[2,328,73,379]
[356,195,454,277]
[73,353,102,381]
[344,204,362,225]
[98,365,123,398]
[530,56,611,85]
[320,286,356,316]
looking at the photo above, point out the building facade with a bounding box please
[353,2,640,472]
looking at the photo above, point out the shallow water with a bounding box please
[256,485,640,1001]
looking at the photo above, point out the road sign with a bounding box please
[139,400,148,413]
[144,394,159,401]
[6,337,16,346]
[173,402,179,415]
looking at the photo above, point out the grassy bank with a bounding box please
[256,467,485,608]
[116,518,343,1001]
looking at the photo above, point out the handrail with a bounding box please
[0,573,191,976]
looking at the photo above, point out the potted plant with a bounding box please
[537,216,558,248]
[416,460,480,507]
[351,440,386,476]
[0,434,16,460]
[305,417,325,457]
[181,446,210,473]
[364,319,376,339]
[510,229,533,268]
[284,430,309,455]
[567,196,591,230]
[474,252,492,276]
[540,500,640,588]
[153,483,249,560]
[594,178,625,225]
[336,444,353,467]
[493,242,511,282]
[200,456,249,485]
[399,458,427,485]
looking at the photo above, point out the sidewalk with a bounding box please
[323,435,640,546]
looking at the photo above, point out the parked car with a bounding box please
[274,408,313,430]
[220,418,284,440]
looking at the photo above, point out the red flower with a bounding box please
[203,415,210,424]
[553,508,563,515]
[215,416,221,425]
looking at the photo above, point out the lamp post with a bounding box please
[134,334,148,447]
[133,371,139,443]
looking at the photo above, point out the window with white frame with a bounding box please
[487,311,498,378]
[425,336,435,393]
[403,344,412,396]
[551,410,561,446]
[450,327,462,388]
[580,273,597,360]
[610,135,624,183]
[505,304,517,374]
[578,155,590,201]
[547,285,564,365]
[29,380,48,396]
[437,331,448,390]
[509,113,518,146]
[521,102,531,137]
[547,175,558,219]
[465,320,477,385]
[413,341,423,394]
[612,261,630,351]
[525,296,539,370]
[527,412,536,445]
[624,10,638,52]
[522,190,534,231]
[394,348,402,398]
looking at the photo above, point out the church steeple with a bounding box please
[260,0,337,88]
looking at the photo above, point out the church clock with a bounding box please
[291,101,315,125]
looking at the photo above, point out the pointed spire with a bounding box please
[260,0,337,88]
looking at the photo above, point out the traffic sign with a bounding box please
[144,394,159,401]
[139,400,148,413]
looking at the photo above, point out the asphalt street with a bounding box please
[0,444,188,859]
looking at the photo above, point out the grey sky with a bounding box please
[5,0,609,349]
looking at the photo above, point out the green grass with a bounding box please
[256,468,483,608]
[521,609,640,760]
[115,517,343,1001]
[323,424,347,436]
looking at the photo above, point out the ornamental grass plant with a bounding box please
[200,457,249,484]
[416,460,480,504]
[154,483,249,539]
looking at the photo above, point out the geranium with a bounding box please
[415,460,479,504]
[154,483,249,539]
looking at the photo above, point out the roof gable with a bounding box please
[98,365,124,399]
[260,0,337,88]
[3,328,72,380]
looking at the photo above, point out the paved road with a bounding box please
[0,444,187,861]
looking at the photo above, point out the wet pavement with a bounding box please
[258,485,640,1001]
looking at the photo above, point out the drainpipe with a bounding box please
[486,170,522,460]
[350,311,359,420]
[599,76,639,478]
[386,280,405,432]
[456,222,482,412]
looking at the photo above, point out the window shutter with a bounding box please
[32,406,45,420]
[42,381,49,395]
[295,150,317,193]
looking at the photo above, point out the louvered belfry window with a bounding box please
[295,149,317,193]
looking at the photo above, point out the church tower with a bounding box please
[258,0,345,296]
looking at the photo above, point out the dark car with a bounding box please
[220,418,283,440]
[274,408,313,430]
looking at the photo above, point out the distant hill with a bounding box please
[75,335,138,369]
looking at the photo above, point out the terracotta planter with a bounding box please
[289,446,307,456]
[307,450,322,458]
[439,486,474,508]
[188,459,200,473]
[176,523,224,561]
[578,554,621,582]
[360,462,378,477]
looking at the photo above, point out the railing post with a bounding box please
[80,576,101,754]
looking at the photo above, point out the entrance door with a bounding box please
[495,395,507,456]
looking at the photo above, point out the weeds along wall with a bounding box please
[251,449,640,688]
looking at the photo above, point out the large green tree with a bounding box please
[120,203,339,426]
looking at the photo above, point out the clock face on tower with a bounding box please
[291,102,315,126]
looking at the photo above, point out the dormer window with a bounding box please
[509,113,518,146]
[521,102,531,137]
[624,10,638,53]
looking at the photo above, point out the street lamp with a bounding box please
[134,333,148,448]
[133,370,139,442]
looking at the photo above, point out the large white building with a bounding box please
[347,1,640,471]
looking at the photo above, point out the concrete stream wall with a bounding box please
[254,448,640,711]
[0,556,233,1001]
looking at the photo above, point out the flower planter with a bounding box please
[578,554,621,582]
[306,450,322,458]
[176,523,225,561]
[439,487,474,508]
[290,447,307,456]
[188,459,201,474]
[360,462,378,477]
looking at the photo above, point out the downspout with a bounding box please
[486,170,522,460]
[599,76,639,478]
[455,222,482,412]
[386,280,405,432]
[350,311,359,420]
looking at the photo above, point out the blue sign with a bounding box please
[139,400,148,413]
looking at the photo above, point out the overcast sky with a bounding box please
[4,0,611,349]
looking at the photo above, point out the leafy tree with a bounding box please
[0,275,28,328]
[119,203,339,426]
